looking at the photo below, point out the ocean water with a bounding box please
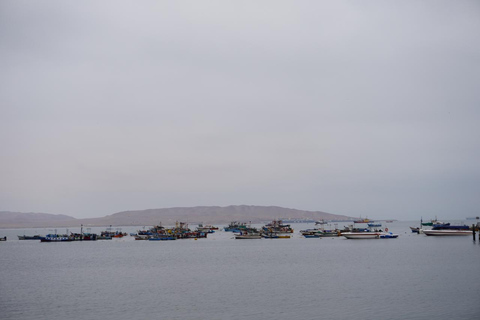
[1,221,480,320]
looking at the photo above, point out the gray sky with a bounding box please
[1,1,479,220]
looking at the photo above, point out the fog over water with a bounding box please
[1,1,479,220]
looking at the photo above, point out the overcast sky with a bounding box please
[1,1,479,220]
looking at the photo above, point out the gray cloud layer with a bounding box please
[1,1,479,219]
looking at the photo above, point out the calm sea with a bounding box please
[1,221,479,320]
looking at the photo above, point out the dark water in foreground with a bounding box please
[1,221,480,320]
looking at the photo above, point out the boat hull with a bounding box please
[263,234,291,239]
[18,235,44,240]
[423,230,471,236]
[342,232,380,239]
[320,232,340,237]
[235,235,262,239]
[41,237,73,242]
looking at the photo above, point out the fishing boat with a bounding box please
[315,219,327,225]
[71,233,97,241]
[41,234,74,242]
[99,226,125,239]
[353,217,370,223]
[300,227,340,238]
[201,224,218,230]
[300,228,323,238]
[112,233,125,238]
[421,217,446,226]
[97,234,113,240]
[0,236,6,241]
[321,230,341,237]
[262,220,294,234]
[224,221,248,232]
[234,226,263,239]
[196,224,216,233]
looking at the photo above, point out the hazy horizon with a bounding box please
[2,204,478,222]
[1,1,479,220]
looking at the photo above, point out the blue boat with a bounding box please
[379,232,398,239]
[432,225,469,230]
[41,234,73,242]
[148,236,177,241]
[367,223,382,227]
[303,234,321,238]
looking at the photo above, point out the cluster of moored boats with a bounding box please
[300,223,399,239]
[226,220,294,239]
[134,222,214,240]
[14,222,215,242]
[227,220,399,239]
[5,219,478,242]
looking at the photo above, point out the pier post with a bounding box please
[473,224,476,242]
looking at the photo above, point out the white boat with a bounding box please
[234,227,263,239]
[423,229,471,236]
[341,232,381,239]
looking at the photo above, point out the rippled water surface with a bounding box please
[1,221,480,320]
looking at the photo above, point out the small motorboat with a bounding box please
[379,232,398,239]
[410,227,421,233]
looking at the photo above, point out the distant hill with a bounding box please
[0,211,78,228]
[0,205,355,228]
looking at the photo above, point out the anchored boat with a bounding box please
[423,225,471,236]
[341,232,381,239]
